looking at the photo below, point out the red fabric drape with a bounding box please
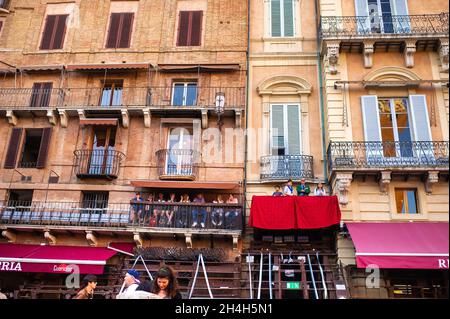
[249,196,341,230]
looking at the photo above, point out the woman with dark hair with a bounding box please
[74,274,97,299]
[151,266,182,299]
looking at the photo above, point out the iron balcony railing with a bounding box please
[74,149,125,179]
[0,87,245,109]
[0,0,10,10]
[327,141,449,171]
[320,13,449,38]
[260,155,314,181]
[156,149,201,180]
[0,200,243,231]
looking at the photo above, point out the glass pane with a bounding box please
[368,0,382,33]
[93,128,107,148]
[185,84,197,106]
[395,189,406,214]
[111,87,123,106]
[380,0,393,33]
[100,88,112,106]
[271,105,285,154]
[172,84,185,106]
[406,190,418,214]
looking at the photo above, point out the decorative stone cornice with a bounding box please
[6,110,17,126]
[404,40,417,68]
[185,234,193,249]
[142,108,151,128]
[235,110,242,128]
[44,230,56,245]
[58,109,68,128]
[363,41,375,68]
[335,172,353,206]
[439,39,449,72]
[1,229,16,243]
[121,109,129,128]
[47,109,57,126]
[326,42,340,75]
[86,231,98,247]
[425,171,439,194]
[201,109,208,129]
[133,232,143,248]
[378,171,391,194]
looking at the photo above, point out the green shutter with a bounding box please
[287,105,300,155]
[271,0,281,37]
[283,0,294,37]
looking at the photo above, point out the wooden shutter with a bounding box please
[361,95,383,159]
[40,15,57,50]
[354,0,370,34]
[271,105,285,154]
[118,13,134,48]
[106,13,121,48]
[190,11,203,46]
[0,21,3,35]
[52,15,68,49]
[30,82,52,107]
[408,95,432,142]
[283,0,294,37]
[271,0,281,37]
[287,105,301,155]
[177,11,190,46]
[36,128,52,169]
[4,128,23,169]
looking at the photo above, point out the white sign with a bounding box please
[246,256,254,263]
[0,262,22,272]
[336,284,346,291]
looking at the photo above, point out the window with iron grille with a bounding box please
[81,192,109,210]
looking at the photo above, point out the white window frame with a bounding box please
[171,82,198,106]
[269,0,296,38]
[269,104,302,156]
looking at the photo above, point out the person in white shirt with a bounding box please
[283,179,295,196]
[121,269,141,295]
[314,182,327,196]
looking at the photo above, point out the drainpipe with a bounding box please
[243,0,251,233]
[314,0,330,192]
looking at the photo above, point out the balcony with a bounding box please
[260,155,314,181]
[74,149,125,180]
[156,149,200,181]
[327,141,449,172]
[0,200,243,232]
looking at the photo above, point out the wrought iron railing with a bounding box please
[156,149,201,180]
[0,200,243,231]
[0,0,11,10]
[327,141,449,171]
[74,149,125,179]
[260,155,314,180]
[320,13,449,38]
[0,87,245,109]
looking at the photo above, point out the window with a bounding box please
[177,11,203,46]
[100,80,123,106]
[166,127,194,176]
[270,0,294,37]
[0,20,3,37]
[395,188,418,214]
[7,190,33,206]
[106,13,134,48]
[40,15,68,50]
[81,192,109,211]
[30,82,53,108]
[172,82,198,106]
[4,128,52,169]
[88,126,117,175]
[270,104,301,155]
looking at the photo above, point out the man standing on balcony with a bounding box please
[296,178,311,196]
[283,179,295,196]
[192,193,206,228]
[131,193,145,225]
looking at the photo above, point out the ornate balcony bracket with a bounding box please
[378,171,392,194]
[335,172,353,206]
[6,110,17,126]
[232,235,239,251]
[185,234,193,249]
[425,171,439,194]
[1,229,16,243]
[143,107,151,128]
[58,110,69,128]
[439,39,449,72]
[47,109,57,126]
[363,41,375,68]
[86,231,98,247]
[133,232,143,248]
[201,109,208,129]
[121,109,129,128]
[44,229,57,245]
[77,109,86,120]
[404,40,417,68]
[326,41,340,75]
[235,110,242,128]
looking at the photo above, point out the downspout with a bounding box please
[314,0,329,190]
[243,0,251,233]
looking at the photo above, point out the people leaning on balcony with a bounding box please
[297,178,311,196]
[272,186,284,196]
[164,193,176,227]
[283,179,295,196]
[131,193,145,224]
[152,193,166,227]
[225,194,239,229]
[192,193,207,228]
[143,193,154,225]
[177,194,190,228]
[314,183,327,196]
[212,195,225,227]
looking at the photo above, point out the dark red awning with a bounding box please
[66,63,151,71]
[79,118,118,126]
[157,64,241,72]
[0,243,134,274]
[346,222,449,270]
[249,196,341,230]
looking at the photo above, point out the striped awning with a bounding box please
[157,64,241,72]
[66,63,151,71]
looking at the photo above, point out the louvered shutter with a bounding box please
[271,0,281,37]
[106,13,121,48]
[392,0,410,33]
[287,105,301,155]
[119,13,133,48]
[361,95,383,161]
[36,128,52,169]
[177,11,190,46]
[283,0,294,37]
[190,11,203,46]
[271,105,285,154]
[52,15,68,49]
[408,95,434,160]
[4,128,23,169]
[354,0,370,34]
[41,83,53,107]
[0,21,3,35]
[40,15,57,50]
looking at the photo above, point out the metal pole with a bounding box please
[248,253,253,299]
[307,254,319,299]
[268,252,273,299]
[257,252,263,299]
[189,253,202,299]
[316,252,328,299]
[200,254,214,299]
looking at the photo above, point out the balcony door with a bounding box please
[88,126,117,175]
[100,80,123,107]
[166,127,193,176]
[172,82,198,106]
[29,82,52,108]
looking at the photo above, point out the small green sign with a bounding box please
[286,282,300,290]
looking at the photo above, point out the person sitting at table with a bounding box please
[283,179,295,196]
[296,178,311,196]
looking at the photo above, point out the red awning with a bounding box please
[249,196,341,230]
[0,243,134,274]
[157,64,241,72]
[18,65,64,72]
[131,180,240,190]
[346,222,449,270]
[66,63,151,71]
[79,119,118,126]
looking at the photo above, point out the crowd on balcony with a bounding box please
[273,179,328,197]
[130,192,240,229]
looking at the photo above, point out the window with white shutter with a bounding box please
[270,0,295,37]
[355,0,409,34]
[270,104,301,155]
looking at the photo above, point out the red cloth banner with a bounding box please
[249,196,341,230]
